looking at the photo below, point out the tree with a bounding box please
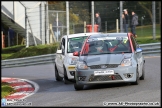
[69,1,91,24]
[48,1,80,25]
[137,1,153,23]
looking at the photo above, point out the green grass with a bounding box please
[108,24,161,44]
[1,24,161,60]
[135,24,161,44]
[1,82,16,98]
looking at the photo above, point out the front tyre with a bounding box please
[140,63,145,80]
[74,83,84,90]
[131,68,139,85]
[55,65,63,81]
[63,67,70,84]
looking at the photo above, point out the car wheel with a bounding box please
[131,68,139,85]
[140,63,145,80]
[55,65,63,81]
[74,83,84,90]
[63,66,70,84]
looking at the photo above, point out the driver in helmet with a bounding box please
[73,42,79,48]
[69,41,78,52]
[95,40,104,52]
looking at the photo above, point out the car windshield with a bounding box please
[67,36,88,53]
[81,36,132,56]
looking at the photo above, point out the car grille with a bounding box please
[89,74,123,82]
[89,64,119,69]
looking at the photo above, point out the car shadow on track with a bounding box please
[83,83,130,90]
[30,78,133,93]
[58,80,132,91]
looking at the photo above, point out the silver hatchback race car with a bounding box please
[73,33,145,90]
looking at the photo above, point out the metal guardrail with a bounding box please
[1,43,161,68]
[1,54,56,68]
[139,42,161,55]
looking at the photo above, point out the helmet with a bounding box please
[95,40,104,47]
[71,41,78,47]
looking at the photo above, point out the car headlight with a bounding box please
[76,61,88,70]
[121,58,132,66]
[68,57,78,65]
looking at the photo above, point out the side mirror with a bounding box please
[73,51,79,56]
[56,50,62,54]
[136,48,142,53]
[62,45,65,55]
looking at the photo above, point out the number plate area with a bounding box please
[94,70,114,76]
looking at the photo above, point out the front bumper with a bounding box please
[64,64,76,79]
[75,66,137,85]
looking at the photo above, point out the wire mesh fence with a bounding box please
[2,1,161,47]
[48,1,160,43]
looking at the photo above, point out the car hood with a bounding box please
[80,53,132,66]
[66,53,79,59]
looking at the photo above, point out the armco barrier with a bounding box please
[1,43,161,68]
[1,54,56,68]
[139,42,161,56]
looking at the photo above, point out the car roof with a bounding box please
[62,32,101,38]
[89,33,128,38]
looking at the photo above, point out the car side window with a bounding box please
[130,36,136,50]
[61,38,65,55]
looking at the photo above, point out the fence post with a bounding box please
[152,1,156,40]
[45,2,48,44]
[28,18,37,46]
[49,24,56,43]
[26,18,29,47]
[91,1,94,32]
[19,2,28,47]
[66,1,69,36]
[120,1,123,33]
[8,31,10,47]
[84,21,86,33]
[105,21,107,33]
[116,19,119,33]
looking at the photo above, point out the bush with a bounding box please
[2,45,25,54]
[2,43,59,60]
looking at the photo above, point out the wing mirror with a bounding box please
[136,48,142,53]
[73,51,79,56]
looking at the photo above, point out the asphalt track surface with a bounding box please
[1,56,161,107]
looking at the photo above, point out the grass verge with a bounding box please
[2,43,59,60]
[1,82,16,98]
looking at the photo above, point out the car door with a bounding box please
[56,38,66,75]
[131,36,143,76]
[55,40,62,75]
